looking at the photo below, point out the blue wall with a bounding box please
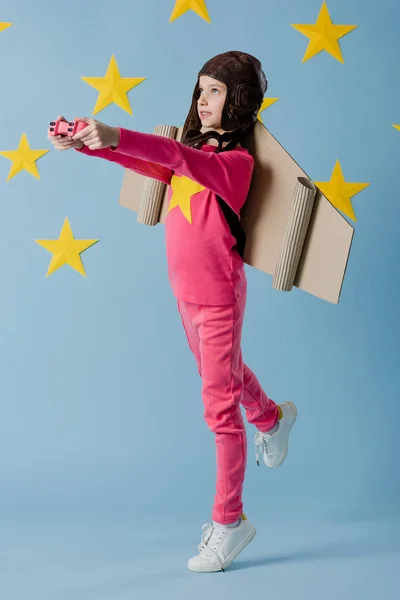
[0,0,399,525]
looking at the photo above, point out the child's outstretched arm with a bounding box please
[76,144,172,185]
[49,116,172,185]
[112,128,254,215]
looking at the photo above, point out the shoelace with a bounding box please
[254,431,273,466]
[197,524,226,569]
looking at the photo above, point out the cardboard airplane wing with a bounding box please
[118,121,354,304]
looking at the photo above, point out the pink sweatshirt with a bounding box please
[77,128,254,305]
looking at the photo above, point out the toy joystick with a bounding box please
[49,119,88,137]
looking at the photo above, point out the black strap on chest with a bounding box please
[215,137,247,260]
[216,196,246,259]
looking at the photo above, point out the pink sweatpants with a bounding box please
[177,284,279,524]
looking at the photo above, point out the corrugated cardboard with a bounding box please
[118,121,354,304]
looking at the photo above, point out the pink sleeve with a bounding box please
[111,128,254,215]
[75,145,172,185]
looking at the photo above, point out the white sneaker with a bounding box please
[254,401,297,468]
[187,514,256,573]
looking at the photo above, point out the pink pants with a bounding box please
[177,285,279,524]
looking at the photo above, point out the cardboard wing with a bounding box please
[118,121,354,304]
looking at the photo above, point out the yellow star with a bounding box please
[168,175,205,223]
[0,133,49,181]
[81,55,146,116]
[392,124,400,132]
[35,218,98,277]
[257,97,280,123]
[291,1,357,64]
[314,160,369,222]
[0,22,12,33]
[169,0,211,23]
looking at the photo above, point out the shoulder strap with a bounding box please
[215,137,247,259]
[216,196,246,259]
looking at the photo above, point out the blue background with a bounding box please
[0,0,399,598]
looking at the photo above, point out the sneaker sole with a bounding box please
[187,526,257,573]
[265,401,297,468]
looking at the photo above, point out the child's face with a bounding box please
[197,75,227,133]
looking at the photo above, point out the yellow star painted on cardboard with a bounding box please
[35,218,98,277]
[291,1,357,64]
[81,55,146,116]
[168,175,205,223]
[169,0,211,23]
[392,124,400,132]
[315,160,369,222]
[257,97,280,123]
[0,133,49,181]
[0,22,12,33]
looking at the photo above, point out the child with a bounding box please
[48,50,297,573]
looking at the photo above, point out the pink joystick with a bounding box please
[48,119,88,137]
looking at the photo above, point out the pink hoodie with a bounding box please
[77,128,254,305]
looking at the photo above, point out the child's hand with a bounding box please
[72,117,120,150]
[47,116,84,150]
